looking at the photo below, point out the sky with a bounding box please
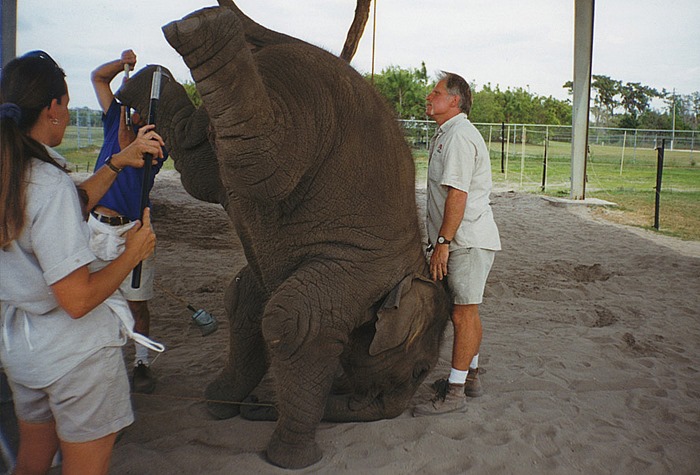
[14,0,700,110]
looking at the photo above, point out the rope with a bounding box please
[155,280,193,308]
[132,391,276,408]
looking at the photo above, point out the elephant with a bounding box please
[116,1,451,469]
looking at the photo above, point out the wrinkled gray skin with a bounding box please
[117,2,450,469]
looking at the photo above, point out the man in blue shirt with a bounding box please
[90,50,167,394]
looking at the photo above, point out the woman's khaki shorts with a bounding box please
[8,346,134,443]
[446,247,496,305]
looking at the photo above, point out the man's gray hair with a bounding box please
[437,71,473,116]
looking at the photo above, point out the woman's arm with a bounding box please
[78,125,164,215]
[51,209,156,318]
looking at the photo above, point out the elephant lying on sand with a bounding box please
[117,1,450,469]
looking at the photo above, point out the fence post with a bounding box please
[76,109,81,149]
[541,127,548,192]
[500,122,505,173]
[619,130,627,176]
[505,125,511,181]
[653,139,665,230]
[520,126,526,188]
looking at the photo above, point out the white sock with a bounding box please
[448,368,468,385]
[135,343,149,366]
[470,354,479,370]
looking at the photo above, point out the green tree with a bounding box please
[470,83,503,123]
[563,75,620,125]
[638,110,671,130]
[368,64,431,119]
[618,82,661,118]
[591,75,621,125]
[182,80,202,108]
[535,95,572,125]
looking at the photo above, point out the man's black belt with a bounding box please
[91,211,131,226]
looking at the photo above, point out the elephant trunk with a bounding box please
[163,7,287,201]
[116,67,226,205]
[323,389,411,422]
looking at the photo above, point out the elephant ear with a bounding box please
[370,274,435,356]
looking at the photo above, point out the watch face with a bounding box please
[438,236,446,244]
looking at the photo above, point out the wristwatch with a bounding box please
[437,236,451,245]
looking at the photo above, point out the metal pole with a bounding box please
[541,127,548,192]
[1,0,17,67]
[671,88,676,150]
[132,67,162,288]
[520,126,526,188]
[653,139,665,230]
[370,0,377,82]
[500,122,505,173]
[76,109,80,149]
[505,125,511,181]
[619,130,627,176]
[570,0,595,199]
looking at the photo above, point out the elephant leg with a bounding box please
[205,266,269,419]
[261,264,354,469]
[266,338,342,469]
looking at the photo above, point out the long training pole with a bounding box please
[124,64,132,126]
[132,67,162,288]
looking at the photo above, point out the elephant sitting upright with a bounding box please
[116,1,451,469]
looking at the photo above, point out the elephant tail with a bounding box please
[340,0,372,62]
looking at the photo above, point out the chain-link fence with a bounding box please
[401,119,699,194]
[60,114,698,194]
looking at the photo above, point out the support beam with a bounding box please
[570,0,595,200]
[1,0,17,67]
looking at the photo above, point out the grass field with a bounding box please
[414,140,700,242]
[59,125,698,242]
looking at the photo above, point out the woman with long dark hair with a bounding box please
[0,51,164,474]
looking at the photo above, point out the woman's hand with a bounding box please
[52,208,156,319]
[111,124,165,169]
[123,207,156,263]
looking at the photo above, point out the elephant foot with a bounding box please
[204,377,241,420]
[240,395,279,421]
[266,431,322,469]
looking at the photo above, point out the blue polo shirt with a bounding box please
[93,100,167,221]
